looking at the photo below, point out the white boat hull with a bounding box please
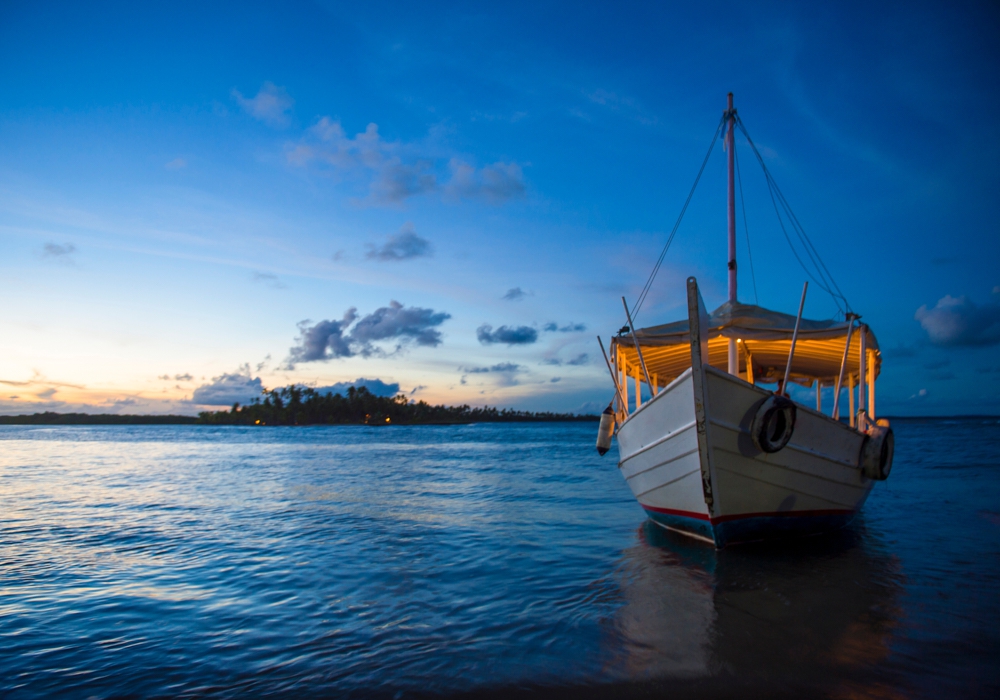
[616,365,873,548]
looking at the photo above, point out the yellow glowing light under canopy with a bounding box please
[611,300,879,388]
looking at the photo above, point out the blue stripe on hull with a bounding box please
[713,512,856,547]
[644,508,858,548]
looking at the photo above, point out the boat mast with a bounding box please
[726,92,738,376]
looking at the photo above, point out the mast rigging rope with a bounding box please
[631,114,726,322]
[734,142,759,306]
[629,111,853,325]
[735,117,852,314]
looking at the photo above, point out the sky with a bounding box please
[1,0,998,416]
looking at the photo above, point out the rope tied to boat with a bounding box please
[631,114,726,322]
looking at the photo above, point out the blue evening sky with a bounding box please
[1,0,998,415]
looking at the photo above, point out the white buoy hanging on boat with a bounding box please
[596,405,615,455]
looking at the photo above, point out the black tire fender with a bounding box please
[861,419,894,481]
[751,394,797,453]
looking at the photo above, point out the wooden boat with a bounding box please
[597,94,894,548]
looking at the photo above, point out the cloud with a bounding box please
[251,271,287,289]
[349,302,450,353]
[36,388,57,399]
[288,301,450,366]
[0,373,83,390]
[232,81,294,127]
[315,378,400,398]
[288,117,525,205]
[444,159,526,203]
[909,388,929,400]
[175,373,193,382]
[410,385,427,395]
[366,223,432,261]
[288,118,374,169]
[550,377,561,383]
[165,158,187,170]
[289,309,359,364]
[370,160,437,202]
[461,362,523,387]
[915,294,1000,347]
[191,366,264,406]
[540,353,589,366]
[289,120,436,204]
[476,324,538,345]
[42,242,76,259]
[502,287,527,301]
[108,398,138,406]
[465,362,522,374]
[543,322,587,333]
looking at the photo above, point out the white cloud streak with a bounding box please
[914,294,1000,347]
[232,81,294,128]
[287,117,526,205]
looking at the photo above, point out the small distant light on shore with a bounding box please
[385,417,391,423]
[255,419,260,425]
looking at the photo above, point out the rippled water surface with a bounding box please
[0,420,998,698]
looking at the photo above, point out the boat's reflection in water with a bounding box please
[606,521,903,692]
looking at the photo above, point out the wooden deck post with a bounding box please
[859,328,867,416]
[849,374,855,427]
[868,349,876,420]
[620,349,629,415]
[634,364,642,410]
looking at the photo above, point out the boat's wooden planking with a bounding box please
[616,370,709,520]
[701,366,874,525]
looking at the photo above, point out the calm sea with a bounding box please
[0,419,997,698]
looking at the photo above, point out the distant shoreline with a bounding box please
[0,413,200,425]
[0,412,995,426]
[0,411,599,426]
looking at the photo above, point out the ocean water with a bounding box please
[0,419,997,698]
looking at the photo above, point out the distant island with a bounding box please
[0,386,598,426]
[0,413,198,425]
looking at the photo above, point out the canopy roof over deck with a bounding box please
[612,301,881,388]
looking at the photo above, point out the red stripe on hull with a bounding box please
[641,504,854,524]
[640,505,711,521]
